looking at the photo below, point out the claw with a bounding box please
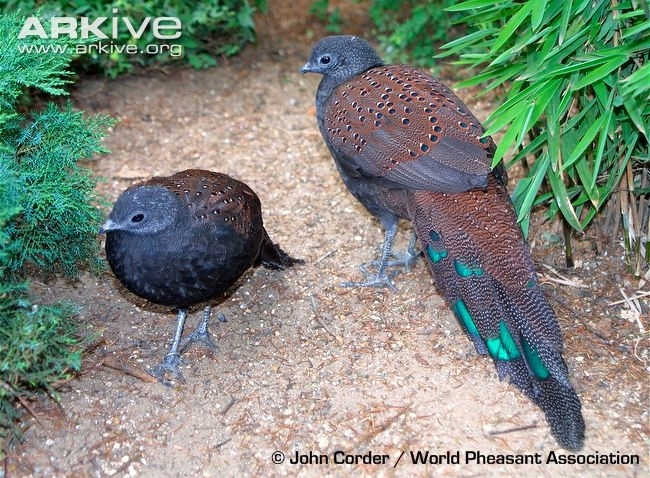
[148,306,224,385]
[179,306,221,354]
[385,231,422,272]
[343,222,420,292]
[148,352,186,386]
[341,263,399,291]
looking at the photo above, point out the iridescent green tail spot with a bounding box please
[453,299,479,337]
[426,230,447,263]
[486,321,521,361]
[522,340,550,379]
[452,300,550,380]
[454,259,484,277]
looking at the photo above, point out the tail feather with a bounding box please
[258,230,304,270]
[408,175,585,450]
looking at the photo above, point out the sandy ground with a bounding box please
[4,3,649,477]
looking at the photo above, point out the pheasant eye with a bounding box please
[319,55,331,65]
[131,213,144,223]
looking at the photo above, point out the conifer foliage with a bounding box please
[0,12,113,446]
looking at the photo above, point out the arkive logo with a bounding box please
[18,8,181,40]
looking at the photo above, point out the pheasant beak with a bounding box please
[300,62,316,74]
[99,219,116,235]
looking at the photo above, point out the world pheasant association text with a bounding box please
[409,449,640,465]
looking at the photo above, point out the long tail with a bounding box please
[408,174,585,451]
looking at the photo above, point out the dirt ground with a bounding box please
[5,3,649,477]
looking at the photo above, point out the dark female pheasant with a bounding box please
[302,35,585,450]
[100,169,300,384]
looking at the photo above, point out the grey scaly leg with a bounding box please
[380,230,422,272]
[342,221,400,291]
[148,308,188,385]
[179,305,224,353]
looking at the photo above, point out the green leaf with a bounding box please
[492,110,525,163]
[573,56,628,89]
[558,0,573,45]
[591,107,614,188]
[573,156,599,207]
[439,29,496,56]
[562,113,609,170]
[483,79,560,142]
[513,153,551,223]
[455,64,524,90]
[622,97,649,140]
[510,130,548,168]
[531,0,548,31]
[619,11,650,38]
[547,163,583,231]
[444,0,497,12]
[492,2,535,52]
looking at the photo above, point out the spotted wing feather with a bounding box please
[141,170,300,272]
[322,65,498,194]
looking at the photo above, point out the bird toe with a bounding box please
[148,353,186,386]
[341,264,400,292]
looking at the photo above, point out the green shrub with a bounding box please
[0,12,112,446]
[370,0,465,67]
[1,0,268,77]
[308,0,463,67]
[308,0,343,33]
[0,284,83,448]
[439,0,649,272]
[3,103,112,277]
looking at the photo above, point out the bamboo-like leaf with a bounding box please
[490,26,555,66]
[579,206,600,229]
[547,164,583,231]
[444,0,503,12]
[591,107,614,189]
[512,80,559,147]
[622,97,649,140]
[546,29,593,66]
[573,56,628,89]
[531,0,548,31]
[527,78,560,123]
[535,55,612,81]
[449,6,506,27]
[492,2,535,52]
[535,28,560,67]
[573,156,599,207]
[546,105,562,169]
[558,0,573,45]
[562,114,609,170]
[492,115,524,163]
[620,61,650,100]
[619,11,650,38]
[553,82,576,123]
[483,80,558,135]
[510,130,548,167]
[438,29,497,57]
[455,64,524,90]
[563,97,597,133]
[515,103,536,148]
[591,80,611,108]
[514,153,551,223]
[519,215,531,238]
